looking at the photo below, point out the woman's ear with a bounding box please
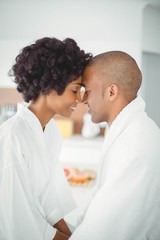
[106,84,118,101]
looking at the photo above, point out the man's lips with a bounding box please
[85,103,92,111]
[88,107,92,112]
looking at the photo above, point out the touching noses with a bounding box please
[79,86,88,103]
[75,87,88,104]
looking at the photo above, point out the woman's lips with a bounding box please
[69,106,76,111]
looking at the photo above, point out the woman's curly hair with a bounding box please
[9,37,92,102]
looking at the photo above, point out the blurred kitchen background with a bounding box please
[0,0,160,217]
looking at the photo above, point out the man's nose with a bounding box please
[81,92,88,103]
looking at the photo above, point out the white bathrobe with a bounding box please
[0,102,76,240]
[70,96,160,240]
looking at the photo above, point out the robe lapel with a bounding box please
[96,95,146,187]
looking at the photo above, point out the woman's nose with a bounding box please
[75,91,81,103]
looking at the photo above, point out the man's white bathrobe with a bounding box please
[70,96,160,240]
[0,103,76,240]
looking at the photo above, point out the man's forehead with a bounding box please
[82,78,102,90]
[81,80,90,89]
[81,82,87,87]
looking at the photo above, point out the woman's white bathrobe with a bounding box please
[70,96,160,240]
[0,103,76,240]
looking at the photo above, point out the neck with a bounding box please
[28,96,54,129]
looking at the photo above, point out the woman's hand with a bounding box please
[53,218,72,239]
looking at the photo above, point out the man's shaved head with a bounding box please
[87,51,142,101]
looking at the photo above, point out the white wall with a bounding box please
[141,52,160,127]
[0,0,145,87]
[140,5,160,126]
[142,6,160,54]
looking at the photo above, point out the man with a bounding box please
[69,51,160,240]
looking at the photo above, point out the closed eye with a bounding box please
[72,90,78,94]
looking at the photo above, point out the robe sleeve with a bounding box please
[40,119,76,226]
[70,136,160,239]
[39,162,76,226]
[0,137,56,240]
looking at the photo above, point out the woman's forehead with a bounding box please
[70,77,82,85]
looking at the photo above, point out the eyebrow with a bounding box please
[72,83,82,87]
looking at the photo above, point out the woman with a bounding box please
[0,37,92,240]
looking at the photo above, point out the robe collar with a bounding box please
[103,95,146,156]
[16,102,46,137]
[96,95,146,187]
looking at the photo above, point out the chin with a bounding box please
[63,112,72,118]
[91,116,101,124]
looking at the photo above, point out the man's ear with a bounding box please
[106,84,118,101]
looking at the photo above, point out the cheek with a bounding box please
[93,92,102,104]
[59,95,71,105]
